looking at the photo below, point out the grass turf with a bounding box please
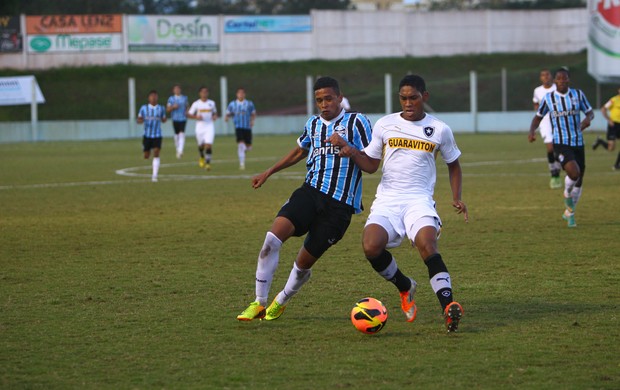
[0,132,619,389]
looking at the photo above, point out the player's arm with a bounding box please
[250,111,256,127]
[528,114,542,142]
[252,146,309,189]
[137,108,144,124]
[601,102,612,126]
[327,133,380,173]
[447,159,468,222]
[580,109,594,131]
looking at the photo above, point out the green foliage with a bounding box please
[0,51,615,122]
[0,133,619,388]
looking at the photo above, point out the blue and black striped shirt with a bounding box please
[226,99,256,129]
[138,104,166,138]
[297,110,372,214]
[537,88,593,147]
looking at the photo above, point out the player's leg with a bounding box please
[196,131,206,168]
[556,145,581,227]
[412,219,463,332]
[265,195,351,320]
[142,136,151,159]
[540,120,561,188]
[204,143,212,170]
[204,125,215,169]
[236,128,246,170]
[151,142,161,182]
[238,186,315,321]
[363,210,417,322]
[178,129,185,158]
[592,126,609,151]
[173,123,180,157]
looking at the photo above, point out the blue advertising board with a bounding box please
[224,16,311,33]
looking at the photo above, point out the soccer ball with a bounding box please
[350,297,388,334]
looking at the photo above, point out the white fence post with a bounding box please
[501,67,507,112]
[31,77,37,142]
[220,76,228,135]
[128,77,136,137]
[470,71,478,133]
[306,75,313,117]
[385,73,392,114]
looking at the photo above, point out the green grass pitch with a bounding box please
[1,132,618,388]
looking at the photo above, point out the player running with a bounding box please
[236,77,373,322]
[166,84,189,159]
[328,75,467,333]
[225,87,256,170]
[593,86,620,170]
[137,90,167,183]
[187,86,218,170]
[529,68,594,227]
[532,69,562,189]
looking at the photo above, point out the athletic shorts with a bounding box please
[538,115,553,144]
[277,183,354,258]
[606,122,620,141]
[173,121,186,134]
[196,126,215,145]
[235,128,252,145]
[365,195,441,249]
[553,144,585,173]
[143,136,162,152]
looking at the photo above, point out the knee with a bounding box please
[363,237,384,260]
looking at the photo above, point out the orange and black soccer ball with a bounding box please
[350,297,388,334]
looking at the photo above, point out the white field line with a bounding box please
[0,157,615,191]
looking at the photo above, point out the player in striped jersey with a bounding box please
[166,84,189,159]
[529,68,594,227]
[137,90,167,182]
[225,88,256,170]
[329,75,467,332]
[237,77,373,322]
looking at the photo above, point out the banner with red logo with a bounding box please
[588,0,620,82]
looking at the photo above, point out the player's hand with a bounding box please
[252,171,270,189]
[528,132,536,143]
[580,118,591,131]
[453,200,469,222]
[338,145,358,158]
[327,133,347,147]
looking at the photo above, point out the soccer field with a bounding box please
[1,133,618,389]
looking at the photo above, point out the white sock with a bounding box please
[571,186,582,207]
[173,134,179,150]
[553,161,562,172]
[178,133,185,154]
[255,232,282,306]
[429,272,452,294]
[238,143,246,165]
[277,262,312,305]
[206,153,212,163]
[564,176,577,198]
[152,157,160,178]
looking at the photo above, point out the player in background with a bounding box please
[529,68,594,228]
[187,86,218,170]
[236,77,373,322]
[532,69,562,189]
[593,86,620,170]
[166,84,189,159]
[225,87,256,170]
[340,96,351,111]
[328,75,467,333]
[137,90,167,182]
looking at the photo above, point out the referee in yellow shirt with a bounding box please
[593,86,620,169]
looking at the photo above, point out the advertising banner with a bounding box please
[224,16,312,33]
[0,15,23,52]
[27,34,123,53]
[0,76,45,106]
[588,0,620,82]
[26,14,122,34]
[127,15,219,52]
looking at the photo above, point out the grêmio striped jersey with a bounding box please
[297,109,372,213]
[536,88,593,147]
[226,99,256,129]
[138,104,166,138]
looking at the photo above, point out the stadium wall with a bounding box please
[0,112,607,144]
[0,9,586,69]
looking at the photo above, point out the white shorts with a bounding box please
[196,124,215,145]
[538,115,553,144]
[365,195,441,248]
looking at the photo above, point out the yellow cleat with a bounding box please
[236,301,265,321]
[264,298,286,321]
[199,157,206,168]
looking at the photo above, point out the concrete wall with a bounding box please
[0,9,587,70]
[0,112,607,144]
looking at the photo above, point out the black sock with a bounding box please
[198,147,205,158]
[425,253,453,310]
[367,249,412,292]
[206,147,212,163]
[615,152,620,167]
[601,139,609,149]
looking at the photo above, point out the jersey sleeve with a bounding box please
[364,120,384,160]
[249,101,256,114]
[212,102,218,114]
[167,96,174,107]
[578,90,593,113]
[439,124,461,164]
[160,105,166,119]
[353,114,372,150]
[297,118,314,150]
[188,102,197,115]
[226,101,234,115]
[532,88,539,104]
[138,105,146,118]
[536,97,550,117]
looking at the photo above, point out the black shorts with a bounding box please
[235,128,252,145]
[553,144,585,172]
[173,121,187,134]
[606,122,620,141]
[143,136,162,152]
[277,183,354,258]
